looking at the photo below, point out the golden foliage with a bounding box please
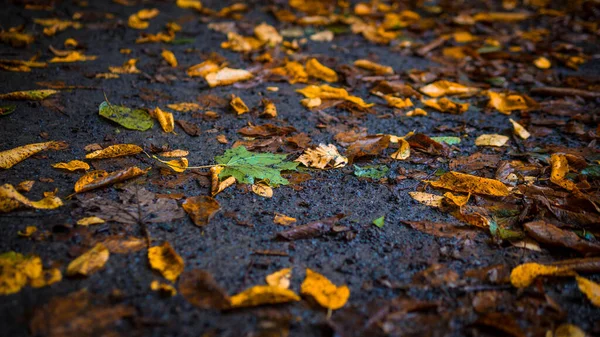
[76,216,105,226]
[509,262,572,288]
[266,268,292,289]
[205,67,253,87]
[187,60,220,77]
[230,95,249,115]
[152,107,175,133]
[301,269,350,310]
[296,144,348,169]
[576,276,600,307]
[0,141,67,169]
[230,285,300,308]
[74,167,147,193]
[0,184,63,213]
[86,144,143,159]
[475,134,509,147]
[161,49,178,67]
[429,171,510,196]
[182,196,221,226]
[305,58,338,82]
[148,242,184,282]
[128,8,160,30]
[421,97,469,114]
[0,252,43,294]
[66,243,110,277]
[354,59,393,75]
[420,80,479,97]
[52,160,90,171]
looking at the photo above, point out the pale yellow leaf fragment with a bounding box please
[187,60,220,77]
[0,141,67,169]
[510,119,530,139]
[167,102,202,112]
[29,268,62,288]
[152,107,175,133]
[128,8,159,30]
[408,192,443,208]
[148,242,184,282]
[211,166,236,196]
[296,144,348,169]
[475,134,509,147]
[266,268,292,289]
[301,269,350,310]
[205,67,253,87]
[305,58,338,82]
[260,99,277,118]
[252,183,273,198]
[354,59,393,75]
[487,91,535,115]
[274,213,296,226]
[66,243,110,277]
[301,97,322,109]
[406,108,427,116]
[76,216,105,226]
[549,154,577,191]
[310,30,334,42]
[230,285,300,308]
[420,80,479,97]
[230,95,249,115]
[390,138,410,160]
[52,160,90,171]
[254,22,282,45]
[161,49,178,67]
[85,144,143,159]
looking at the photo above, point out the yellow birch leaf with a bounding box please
[420,80,479,97]
[510,119,531,139]
[29,268,62,288]
[301,268,350,310]
[66,243,110,277]
[211,166,236,196]
[161,49,177,67]
[274,213,296,226]
[0,184,63,213]
[176,0,202,10]
[230,95,249,115]
[85,144,143,159]
[230,285,300,308]
[76,216,105,226]
[150,280,177,296]
[16,180,34,192]
[487,91,534,114]
[148,242,184,282]
[296,144,348,169]
[167,102,202,112]
[205,67,253,87]
[260,99,277,118]
[421,97,469,114]
[0,141,67,169]
[152,107,175,132]
[109,59,141,74]
[510,262,573,288]
[406,108,427,116]
[0,89,58,101]
[49,51,97,63]
[252,183,273,198]
[408,192,443,208]
[254,23,282,45]
[52,160,90,171]
[429,171,510,197]
[163,158,189,173]
[550,154,577,191]
[475,134,509,147]
[390,138,410,160]
[17,226,37,237]
[384,95,413,109]
[305,58,338,82]
[187,60,220,77]
[576,276,600,307]
[74,167,147,193]
[354,59,393,75]
[159,149,189,157]
[285,61,308,84]
[266,268,292,289]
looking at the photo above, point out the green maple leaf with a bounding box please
[215,146,298,186]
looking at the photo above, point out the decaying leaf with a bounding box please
[420,80,479,97]
[266,268,292,289]
[409,191,444,208]
[210,166,236,196]
[177,0,203,11]
[230,95,249,115]
[0,184,63,213]
[160,157,189,173]
[74,167,147,193]
[252,182,273,198]
[549,154,577,192]
[305,58,338,82]
[524,220,600,255]
[402,220,478,239]
[296,144,348,169]
[152,107,175,132]
[205,67,253,87]
[0,89,58,101]
[230,285,300,308]
[98,101,154,131]
[76,216,105,226]
[85,144,143,159]
[148,241,184,282]
[182,196,221,226]
[510,262,573,288]
[66,243,110,277]
[52,160,90,171]
[260,99,277,118]
[274,213,296,226]
[475,134,509,147]
[390,138,410,160]
[301,269,350,310]
[575,276,600,307]
[179,269,231,309]
[0,141,67,169]
[534,56,551,69]
[100,236,146,254]
[0,251,43,294]
[429,171,510,197]
[422,97,469,114]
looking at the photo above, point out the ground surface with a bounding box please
[0,1,599,337]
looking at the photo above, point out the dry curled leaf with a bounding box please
[296,144,348,169]
[254,22,282,45]
[510,119,530,139]
[429,171,510,197]
[266,268,292,289]
[152,107,175,132]
[74,166,147,193]
[85,144,143,159]
[182,196,221,226]
[230,95,249,115]
[409,191,444,208]
[161,49,177,67]
[230,285,300,308]
[52,160,90,171]
[66,243,110,277]
[109,58,141,74]
[0,184,63,213]
[260,99,277,118]
[168,102,202,112]
[296,85,373,108]
[0,141,67,169]
[211,166,236,196]
[301,268,350,310]
[148,241,184,282]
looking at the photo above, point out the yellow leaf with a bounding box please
[266,268,292,289]
[161,49,177,67]
[187,60,220,77]
[0,141,67,169]
[390,138,410,160]
[49,51,97,63]
[182,196,221,226]
[475,134,509,147]
[17,226,37,237]
[0,30,35,47]
[305,58,338,82]
[429,171,510,197]
[487,91,536,115]
[16,180,34,192]
[64,38,78,47]
[52,160,90,171]
[74,167,147,193]
[284,61,308,84]
[384,95,413,109]
[76,216,105,226]
[296,144,348,169]
[252,183,273,198]
[167,102,202,112]
[29,268,62,288]
[85,144,143,159]
[509,119,530,139]
[210,166,236,196]
[66,243,110,277]
[163,158,189,173]
[406,108,427,116]
[534,56,551,69]
[421,97,469,114]
[420,80,479,98]
[0,252,42,295]
[510,262,572,288]
[159,149,189,157]
[301,268,350,310]
[150,280,177,296]
[254,22,282,45]
[354,59,393,75]
[205,67,253,87]
[148,242,184,282]
[443,192,470,207]
[136,31,175,44]
[0,89,59,101]
[230,95,249,115]
[301,97,322,109]
[109,58,141,74]
[230,285,300,308]
[273,213,296,226]
[128,8,159,29]
[576,276,600,307]
[0,184,63,213]
[473,12,530,22]
[176,0,202,11]
[152,107,175,133]
[551,324,586,337]
[310,30,334,42]
[296,85,373,108]
[408,192,443,208]
[550,154,577,192]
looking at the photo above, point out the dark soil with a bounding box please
[1,1,599,337]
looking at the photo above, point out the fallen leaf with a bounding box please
[266,268,292,289]
[148,241,184,282]
[345,135,391,163]
[509,119,530,139]
[551,324,586,337]
[252,182,273,198]
[98,101,154,131]
[310,30,334,42]
[524,220,600,255]
[353,165,389,179]
[575,276,600,307]
[76,216,105,226]
[176,120,202,136]
[182,196,221,226]
[128,8,159,30]
[186,60,219,77]
[487,91,536,115]
[205,67,253,87]
[510,262,573,288]
[159,149,189,157]
[230,95,249,115]
[100,236,146,254]
[296,144,348,169]
[150,280,177,296]
[372,216,385,228]
[420,80,479,97]
[230,285,300,308]
[161,157,189,173]
[16,180,34,192]
[179,269,231,309]
[49,51,97,63]
[161,49,177,67]
[277,214,344,241]
[0,141,67,169]
[108,58,141,74]
[260,99,277,118]
[66,243,110,277]
[0,184,63,213]
[85,144,143,159]
[177,0,203,11]
[74,166,147,193]
[238,124,296,138]
[29,268,62,288]
[254,22,283,45]
[409,191,444,207]
[274,213,296,226]
[301,269,350,310]
[296,85,373,108]
[168,102,202,112]
[384,95,413,109]
[354,59,393,75]
[422,97,469,114]
[17,226,37,237]
[390,138,410,160]
[550,154,577,192]
[475,134,509,147]
[210,166,236,196]
[402,220,478,239]
[52,160,90,171]
[429,171,510,196]
[0,251,42,294]
[152,107,175,132]
[406,108,427,116]
[534,57,551,69]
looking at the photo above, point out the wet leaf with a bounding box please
[238,124,296,138]
[305,58,338,82]
[252,182,273,198]
[345,135,391,163]
[372,216,385,228]
[100,236,146,254]
[296,144,347,169]
[575,276,600,307]
[354,59,393,75]
[49,51,97,63]
[0,184,63,213]
[266,268,292,289]
[421,97,469,114]
[429,171,510,196]
[524,220,600,255]
[0,141,67,169]
[277,214,344,241]
[177,0,203,10]
[509,119,530,139]
[150,280,177,296]
[296,85,373,108]
[76,216,105,226]
[52,160,90,171]
[550,154,577,192]
[534,57,551,69]
[260,99,277,118]
[148,241,184,282]
[74,166,147,193]
[182,196,221,226]
[487,91,536,115]
[66,243,109,277]
[353,165,389,179]
[475,134,509,147]
[230,95,249,115]
[0,252,42,294]
[98,101,154,131]
[254,22,283,45]
[16,180,34,192]
[161,49,177,67]
[168,102,202,112]
[0,89,58,101]
[205,67,253,87]
[509,263,573,288]
[230,285,300,308]
[85,144,143,159]
[420,80,479,97]
[179,269,231,309]
[301,268,350,310]
[176,119,202,136]
[210,166,236,196]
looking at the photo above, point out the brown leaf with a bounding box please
[176,120,202,136]
[402,221,478,239]
[0,141,68,169]
[524,220,600,255]
[238,124,296,138]
[277,214,344,240]
[179,269,231,309]
[474,312,525,337]
[406,133,449,156]
[345,135,390,163]
[182,196,221,226]
[74,167,147,193]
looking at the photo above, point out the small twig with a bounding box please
[530,86,600,99]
